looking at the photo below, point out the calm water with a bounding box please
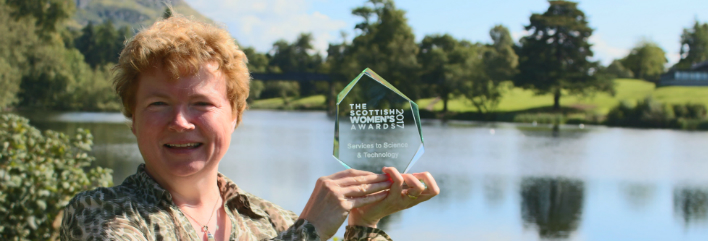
[22,110,708,240]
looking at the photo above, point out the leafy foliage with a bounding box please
[464,25,519,114]
[605,59,634,79]
[74,21,131,69]
[0,2,38,109]
[418,34,480,113]
[0,0,121,112]
[675,21,708,70]
[606,98,707,129]
[162,7,173,19]
[621,40,667,82]
[341,0,420,98]
[0,114,113,240]
[515,1,613,110]
[5,0,74,34]
[268,33,324,97]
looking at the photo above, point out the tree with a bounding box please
[675,21,708,70]
[5,0,74,34]
[341,0,420,99]
[242,47,269,101]
[0,2,38,109]
[75,21,130,68]
[605,59,634,79]
[465,25,518,114]
[418,34,468,113]
[163,7,173,19]
[1,0,121,111]
[621,40,667,82]
[418,34,481,113]
[268,33,323,96]
[514,1,612,111]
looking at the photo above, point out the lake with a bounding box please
[22,110,708,240]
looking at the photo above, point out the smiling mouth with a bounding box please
[164,143,203,149]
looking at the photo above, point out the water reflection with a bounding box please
[674,186,708,226]
[15,110,708,240]
[620,182,656,211]
[521,177,584,239]
[483,175,505,207]
[427,173,473,206]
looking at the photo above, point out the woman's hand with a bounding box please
[347,167,440,228]
[299,169,392,240]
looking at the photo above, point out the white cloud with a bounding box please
[510,30,528,42]
[666,51,681,68]
[184,0,346,56]
[589,34,629,65]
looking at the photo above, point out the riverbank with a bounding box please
[248,78,708,130]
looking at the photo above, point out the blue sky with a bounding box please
[184,0,708,66]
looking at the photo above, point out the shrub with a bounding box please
[0,114,112,240]
[672,103,706,119]
[607,98,707,129]
[686,103,707,119]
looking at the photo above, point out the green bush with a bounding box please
[0,114,112,240]
[606,98,708,129]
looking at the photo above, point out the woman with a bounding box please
[60,15,439,241]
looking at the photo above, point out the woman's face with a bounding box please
[132,62,236,178]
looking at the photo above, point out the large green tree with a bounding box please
[514,1,612,111]
[340,0,420,98]
[418,34,476,113]
[465,25,519,114]
[675,21,708,70]
[621,40,667,82]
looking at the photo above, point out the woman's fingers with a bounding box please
[402,174,426,198]
[382,167,404,198]
[336,173,389,186]
[348,191,389,209]
[412,172,440,196]
[329,168,376,179]
[341,181,391,197]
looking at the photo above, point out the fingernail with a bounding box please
[385,173,392,182]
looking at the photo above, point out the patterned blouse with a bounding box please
[60,164,392,241]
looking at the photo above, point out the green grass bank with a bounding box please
[249,78,708,129]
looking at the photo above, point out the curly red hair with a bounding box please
[113,15,250,126]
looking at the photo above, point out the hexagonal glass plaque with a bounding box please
[333,68,424,174]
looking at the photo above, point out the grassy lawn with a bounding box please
[417,79,708,115]
[249,95,327,110]
[249,79,708,115]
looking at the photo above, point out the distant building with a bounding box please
[659,61,708,86]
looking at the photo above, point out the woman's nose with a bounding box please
[168,107,195,132]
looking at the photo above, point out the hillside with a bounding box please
[70,0,212,29]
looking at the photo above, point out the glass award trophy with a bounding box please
[333,68,424,174]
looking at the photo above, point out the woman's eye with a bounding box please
[195,102,212,107]
[149,102,167,106]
